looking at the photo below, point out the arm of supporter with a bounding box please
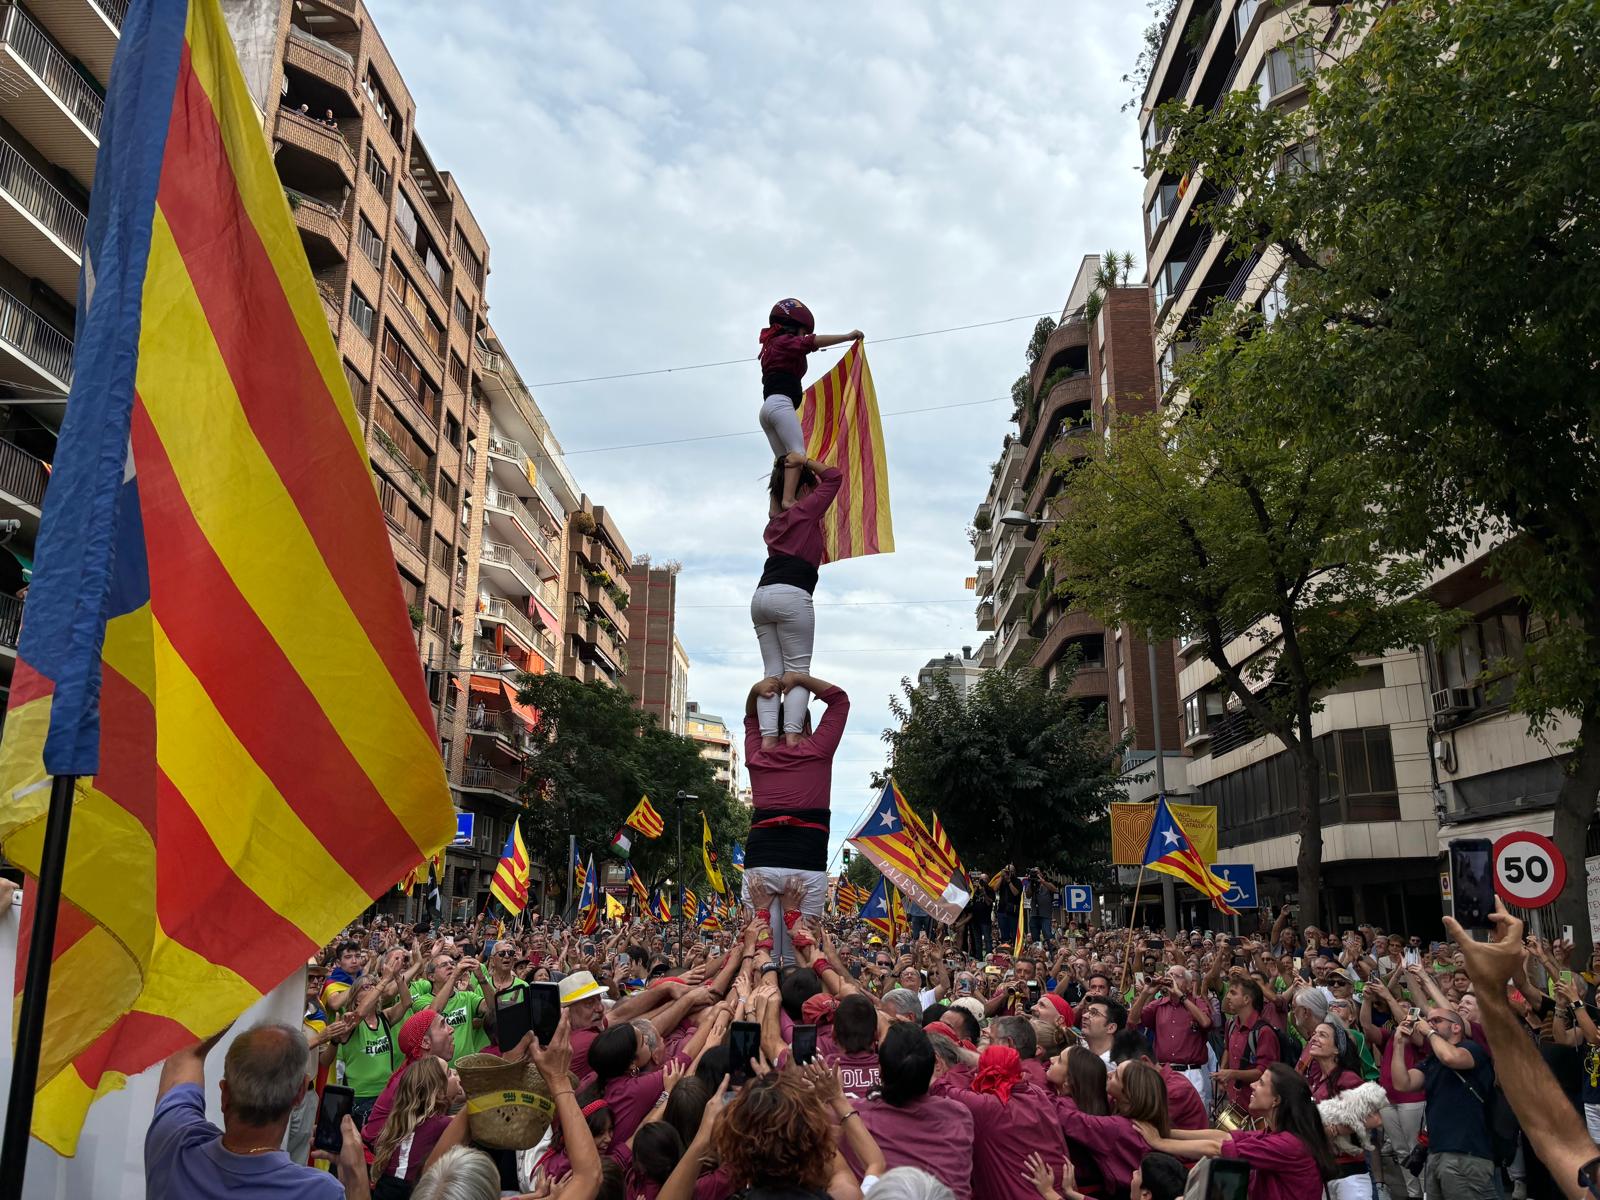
[1359,982,1382,1043]
[156,1027,230,1101]
[758,988,786,1066]
[790,464,844,520]
[746,676,782,719]
[1447,904,1592,1199]
[380,988,411,1027]
[532,1016,600,1200]
[1170,977,1211,1029]
[430,959,467,1012]
[1128,982,1155,1025]
[804,1062,884,1178]
[1270,904,1291,947]
[607,980,674,1024]
[1424,1024,1475,1070]
[811,331,862,350]
[1406,963,1449,1011]
[682,1001,733,1066]
[650,986,714,1040]
[983,981,1014,1016]
[1134,1123,1227,1159]
[1388,1015,1424,1093]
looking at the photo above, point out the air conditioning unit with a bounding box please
[1429,687,1476,717]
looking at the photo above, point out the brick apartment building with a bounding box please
[624,559,689,734]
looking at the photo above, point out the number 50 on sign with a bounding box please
[1492,831,1566,910]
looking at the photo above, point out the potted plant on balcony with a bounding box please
[571,510,596,536]
[408,604,424,629]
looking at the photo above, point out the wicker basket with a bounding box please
[454,1054,571,1150]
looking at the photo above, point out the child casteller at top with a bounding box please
[757,298,863,509]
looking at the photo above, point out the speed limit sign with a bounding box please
[1492,831,1566,909]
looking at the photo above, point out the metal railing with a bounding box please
[484,492,558,562]
[0,133,85,252]
[486,432,526,462]
[460,764,525,797]
[0,437,47,507]
[0,7,105,137]
[93,0,129,30]
[480,539,540,589]
[0,592,19,648]
[0,284,72,385]
[287,23,353,69]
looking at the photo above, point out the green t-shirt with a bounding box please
[338,1017,398,1097]
[438,987,487,1061]
[407,979,433,1014]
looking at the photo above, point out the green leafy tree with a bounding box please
[879,661,1125,879]
[514,673,748,897]
[1050,349,1452,930]
[1148,0,1600,943]
[844,852,882,894]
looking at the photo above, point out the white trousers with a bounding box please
[1174,1064,1210,1112]
[743,866,829,966]
[759,394,806,458]
[1324,1174,1374,1200]
[752,583,814,734]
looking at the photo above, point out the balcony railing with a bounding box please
[0,133,85,252]
[486,432,526,462]
[287,23,353,69]
[460,764,525,798]
[0,6,105,137]
[466,706,533,750]
[0,437,47,507]
[484,490,557,562]
[482,597,556,662]
[0,593,20,649]
[480,539,540,590]
[94,0,129,30]
[0,285,72,386]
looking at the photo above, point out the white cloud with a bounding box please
[377,0,1149,864]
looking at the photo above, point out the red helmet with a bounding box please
[769,298,815,334]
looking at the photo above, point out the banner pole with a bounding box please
[0,773,78,1199]
[1118,866,1147,996]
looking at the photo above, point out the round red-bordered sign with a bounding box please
[1491,831,1565,909]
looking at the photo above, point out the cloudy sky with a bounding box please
[379,0,1150,865]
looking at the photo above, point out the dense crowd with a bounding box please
[145,896,1600,1200]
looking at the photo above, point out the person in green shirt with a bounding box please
[424,953,490,1062]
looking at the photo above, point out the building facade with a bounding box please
[971,254,1181,759]
[562,497,630,687]
[686,701,738,792]
[623,559,684,731]
[916,647,985,700]
[669,635,690,736]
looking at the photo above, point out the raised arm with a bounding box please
[812,331,864,349]
[156,1028,229,1100]
[1448,903,1595,1200]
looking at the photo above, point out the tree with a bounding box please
[843,852,882,894]
[1149,0,1600,944]
[1049,339,1452,930]
[514,672,748,896]
[879,661,1126,878]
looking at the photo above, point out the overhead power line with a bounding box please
[527,311,1060,388]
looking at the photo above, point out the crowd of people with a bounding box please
[145,892,1600,1200]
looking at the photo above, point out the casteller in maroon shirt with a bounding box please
[743,685,848,872]
[931,1075,1068,1200]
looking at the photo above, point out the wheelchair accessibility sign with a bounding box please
[1213,864,1258,910]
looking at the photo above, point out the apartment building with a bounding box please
[563,497,630,686]
[0,0,115,713]
[971,255,1182,761]
[686,701,737,792]
[623,559,688,733]
[916,647,985,700]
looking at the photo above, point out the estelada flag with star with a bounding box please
[1142,794,1236,915]
[848,779,969,924]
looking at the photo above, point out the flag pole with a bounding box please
[0,773,78,1197]
[1118,867,1147,996]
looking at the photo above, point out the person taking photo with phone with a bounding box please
[1130,966,1212,1110]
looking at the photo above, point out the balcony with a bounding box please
[283,24,356,100]
[484,490,559,578]
[0,284,72,393]
[480,539,542,598]
[30,0,122,83]
[273,106,356,194]
[458,763,526,803]
[466,706,534,754]
[0,5,103,187]
[0,133,84,300]
[995,524,1034,584]
[0,436,47,532]
[285,186,348,268]
[0,591,19,653]
[481,596,557,664]
[1026,316,1089,401]
[976,597,995,633]
[995,620,1038,671]
[485,431,533,488]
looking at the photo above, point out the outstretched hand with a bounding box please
[1442,898,1525,995]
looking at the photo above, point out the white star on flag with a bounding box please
[1162,829,1180,846]
[879,811,898,829]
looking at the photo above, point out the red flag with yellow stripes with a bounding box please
[799,343,894,562]
[0,0,454,1153]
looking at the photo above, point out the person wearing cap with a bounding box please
[1388,1004,1498,1200]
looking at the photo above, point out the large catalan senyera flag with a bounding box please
[1142,794,1236,916]
[489,820,531,916]
[0,0,454,1153]
[799,343,894,563]
[849,779,970,924]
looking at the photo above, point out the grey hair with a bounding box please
[869,1166,955,1200]
[631,1018,660,1053]
[927,1032,963,1067]
[411,1146,502,1200]
[881,988,923,1021]
[222,1023,309,1125]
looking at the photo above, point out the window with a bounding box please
[381,325,442,421]
[453,292,472,330]
[453,228,484,288]
[1257,42,1313,107]
[1434,608,1528,710]
[433,535,452,571]
[378,475,425,547]
[363,143,391,197]
[342,360,368,409]
[1153,258,1186,310]
[1232,0,1261,41]
[348,287,375,340]
[357,214,383,268]
[449,352,467,392]
[445,411,462,448]
[1278,141,1321,179]
[362,67,403,143]
[1145,181,1179,243]
[373,396,430,472]
[437,473,459,511]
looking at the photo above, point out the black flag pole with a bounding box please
[0,773,79,1199]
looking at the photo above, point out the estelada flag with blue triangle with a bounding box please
[576,854,600,934]
[625,861,649,906]
[0,0,456,1153]
[861,876,895,940]
[652,889,673,923]
[696,897,719,931]
[1142,794,1237,915]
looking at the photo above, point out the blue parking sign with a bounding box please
[1214,864,1257,910]
[1062,885,1093,913]
[454,812,474,845]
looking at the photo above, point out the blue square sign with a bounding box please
[1214,864,1257,910]
[454,812,474,845]
[1062,885,1094,913]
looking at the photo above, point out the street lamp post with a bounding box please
[674,790,696,963]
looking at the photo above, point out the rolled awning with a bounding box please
[500,678,538,728]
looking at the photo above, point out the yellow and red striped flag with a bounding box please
[799,343,894,562]
[849,780,971,924]
[0,0,454,1153]
[489,820,531,916]
[626,794,665,839]
[625,861,649,907]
